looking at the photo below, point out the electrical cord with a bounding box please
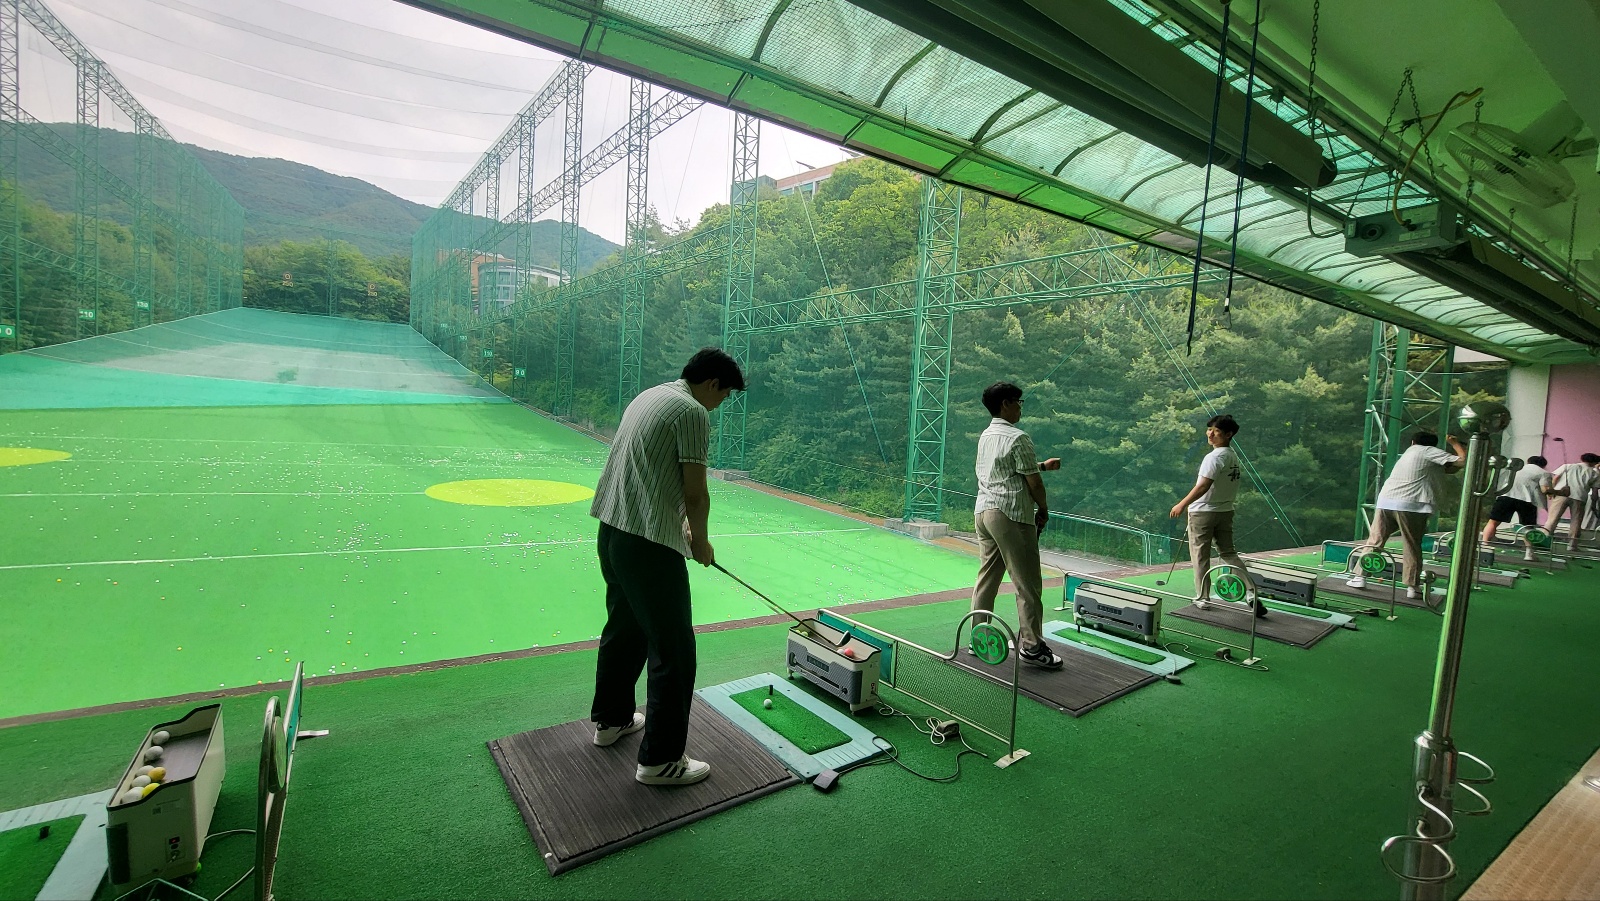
[1162,640,1270,672]
[199,828,256,901]
[858,703,990,783]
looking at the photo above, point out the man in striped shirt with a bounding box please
[1349,431,1466,598]
[1546,453,1599,551]
[970,382,1064,669]
[588,348,744,786]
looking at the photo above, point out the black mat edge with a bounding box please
[1168,604,1340,649]
[487,715,802,876]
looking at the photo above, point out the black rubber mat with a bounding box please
[1168,602,1340,648]
[488,697,800,875]
[948,638,1159,717]
[1315,575,1432,610]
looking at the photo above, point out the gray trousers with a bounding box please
[1361,508,1430,589]
[971,509,1045,652]
[1187,510,1251,600]
[1546,496,1588,549]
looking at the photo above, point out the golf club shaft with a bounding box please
[711,562,810,629]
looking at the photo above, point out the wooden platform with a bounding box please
[1462,746,1600,900]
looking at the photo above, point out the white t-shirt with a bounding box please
[1377,444,1459,513]
[1190,446,1242,513]
[1504,464,1552,508]
[974,418,1040,524]
[1553,462,1599,498]
[589,379,710,557]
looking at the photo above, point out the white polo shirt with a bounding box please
[974,417,1040,524]
[1190,446,1243,513]
[1504,464,1552,508]
[1377,444,1460,513]
[1553,462,1599,498]
[589,379,710,557]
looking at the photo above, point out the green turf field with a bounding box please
[0,401,982,718]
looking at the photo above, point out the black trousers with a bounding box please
[591,522,696,766]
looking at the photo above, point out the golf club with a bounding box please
[711,561,817,638]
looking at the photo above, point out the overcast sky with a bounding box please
[29,0,854,245]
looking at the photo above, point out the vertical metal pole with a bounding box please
[716,111,758,471]
[618,77,650,411]
[0,0,19,351]
[902,176,960,523]
[1393,407,1504,900]
[75,58,99,336]
[553,60,583,417]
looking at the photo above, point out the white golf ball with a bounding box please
[152,730,171,744]
[762,698,773,709]
[143,745,164,762]
[137,765,154,777]
[121,789,144,805]
[132,775,151,788]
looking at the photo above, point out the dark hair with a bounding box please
[1206,414,1239,435]
[681,347,746,391]
[982,382,1022,416]
[1583,453,1600,465]
[1528,455,1548,467]
[1411,432,1440,447]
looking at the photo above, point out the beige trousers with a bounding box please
[971,509,1045,652]
[1361,508,1430,589]
[1546,496,1588,549]
[1187,510,1252,600]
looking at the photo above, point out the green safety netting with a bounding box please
[409,0,1592,364]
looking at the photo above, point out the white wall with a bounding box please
[1504,364,1551,460]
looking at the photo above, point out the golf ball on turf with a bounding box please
[762,699,773,709]
[152,730,170,744]
[143,746,164,762]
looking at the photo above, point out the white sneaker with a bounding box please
[1346,576,1367,589]
[592,712,645,747]
[1406,587,1420,600]
[636,755,711,786]
[1193,599,1210,610]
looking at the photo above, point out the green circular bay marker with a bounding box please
[1360,552,1388,575]
[1526,527,1551,548]
[969,622,1008,665]
[1214,572,1248,602]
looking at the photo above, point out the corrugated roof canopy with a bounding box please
[402,0,1596,364]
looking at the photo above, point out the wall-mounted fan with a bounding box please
[1444,122,1576,208]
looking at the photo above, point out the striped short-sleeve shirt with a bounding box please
[590,379,710,557]
[974,417,1040,524]
[1377,444,1459,513]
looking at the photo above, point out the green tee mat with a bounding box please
[697,673,881,780]
[1042,620,1194,675]
[0,403,980,718]
[729,688,850,754]
[0,815,82,900]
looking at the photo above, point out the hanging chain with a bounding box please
[1462,99,1482,206]
[1301,0,1344,238]
[1567,195,1580,283]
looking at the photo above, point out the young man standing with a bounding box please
[971,382,1064,669]
[1349,432,1466,598]
[1546,453,1600,551]
[1482,454,1550,560]
[588,348,744,786]
[1170,414,1264,616]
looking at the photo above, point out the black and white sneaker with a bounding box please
[1018,644,1064,670]
[1192,599,1210,610]
[636,755,711,786]
[592,712,645,747]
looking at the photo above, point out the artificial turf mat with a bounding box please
[0,402,982,718]
[4,562,1600,899]
[729,688,850,754]
[948,637,1160,717]
[1168,601,1341,648]
[1263,599,1334,619]
[0,814,82,900]
[1048,626,1166,665]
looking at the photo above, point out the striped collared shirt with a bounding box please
[1377,444,1459,513]
[590,380,710,557]
[974,417,1039,524]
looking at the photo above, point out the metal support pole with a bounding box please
[716,111,758,470]
[0,0,19,351]
[1384,402,1506,899]
[618,77,650,411]
[902,176,960,523]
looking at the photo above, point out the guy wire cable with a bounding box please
[1184,0,1232,355]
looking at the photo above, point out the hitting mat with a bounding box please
[488,698,800,875]
[1314,575,1441,611]
[1169,602,1341,648]
[948,637,1160,717]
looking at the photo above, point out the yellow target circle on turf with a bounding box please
[425,479,593,507]
[0,448,72,467]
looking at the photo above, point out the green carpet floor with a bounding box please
[0,814,82,900]
[0,402,980,718]
[1,560,1595,900]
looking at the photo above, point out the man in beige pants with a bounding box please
[970,382,1064,669]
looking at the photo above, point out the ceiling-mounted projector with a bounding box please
[1344,202,1462,257]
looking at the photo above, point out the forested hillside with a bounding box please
[508,158,1503,550]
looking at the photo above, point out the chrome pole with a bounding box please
[1389,403,1508,900]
